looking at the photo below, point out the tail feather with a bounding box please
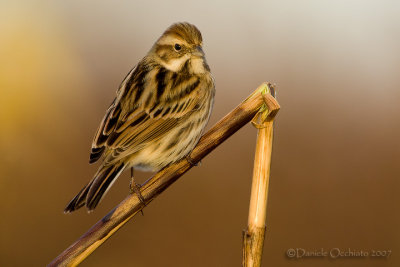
[64,179,94,213]
[64,162,125,213]
[86,162,125,210]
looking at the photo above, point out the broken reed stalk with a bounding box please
[242,86,280,267]
[49,83,275,267]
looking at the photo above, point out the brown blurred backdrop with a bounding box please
[1,1,399,266]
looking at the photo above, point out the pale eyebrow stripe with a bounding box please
[157,35,189,46]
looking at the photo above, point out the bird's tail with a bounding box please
[64,162,126,213]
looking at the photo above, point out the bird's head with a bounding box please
[151,22,209,74]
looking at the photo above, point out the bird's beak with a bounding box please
[192,46,204,58]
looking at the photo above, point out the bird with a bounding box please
[64,22,215,213]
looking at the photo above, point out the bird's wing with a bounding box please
[89,62,210,165]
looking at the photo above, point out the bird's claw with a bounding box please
[130,179,145,216]
[186,155,201,166]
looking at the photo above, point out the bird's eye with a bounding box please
[174,44,182,51]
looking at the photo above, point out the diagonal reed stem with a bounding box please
[242,86,280,267]
[49,83,274,267]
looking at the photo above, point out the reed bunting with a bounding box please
[65,22,215,212]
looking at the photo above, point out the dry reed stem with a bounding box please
[242,85,280,267]
[49,83,273,267]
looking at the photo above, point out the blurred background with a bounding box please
[1,1,399,266]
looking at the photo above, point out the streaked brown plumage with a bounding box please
[64,22,215,212]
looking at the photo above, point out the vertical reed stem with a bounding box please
[243,86,280,267]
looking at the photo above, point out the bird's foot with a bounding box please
[186,155,201,166]
[130,179,145,216]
